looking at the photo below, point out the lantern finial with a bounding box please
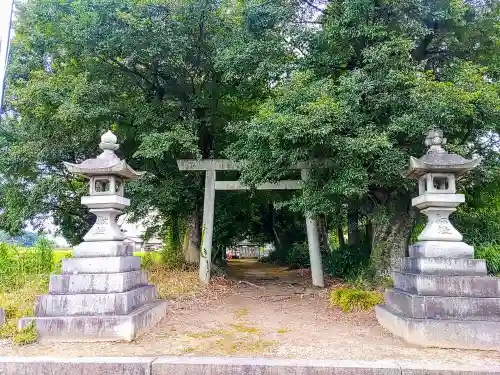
[99,130,119,152]
[424,129,447,153]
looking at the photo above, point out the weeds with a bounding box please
[276,328,292,334]
[0,322,17,339]
[475,245,500,275]
[0,240,57,345]
[13,322,37,345]
[214,337,277,354]
[186,329,230,339]
[230,323,260,334]
[147,265,201,299]
[330,288,383,312]
[136,252,162,269]
[232,308,249,319]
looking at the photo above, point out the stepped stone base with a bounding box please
[49,270,149,294]
[377,239,500,350]
[376,304,500,350]
[409,241,474,258]
[72,241,132,257]
[394,272,500,297]
[35,285,157,316]
[386,289,500,320]
[21,243,167,342]
[401,257,486,276]
[62,256,141,274]
[19,300,168,342]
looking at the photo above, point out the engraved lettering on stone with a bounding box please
[92,216,109,235]
[435,214,452,235]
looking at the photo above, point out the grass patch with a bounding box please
[276,328,292,334]
[147,265,201,300]
[0,322,18,339]
[185,323,260,341]
[0,276,48,345]
[214,337,277,355]
[475,245,500,275]
[0,276,47,319]
[232,308,249,319]
[134,252,162,269]
[186,329,230,339]
[179,346,196,353]
[13,322,37,345]
[235,338,277,353]
[230,323,260,334]
[330,288,383,312]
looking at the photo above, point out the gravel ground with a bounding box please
[1,260,499,365]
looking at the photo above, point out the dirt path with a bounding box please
[1,259,500,364]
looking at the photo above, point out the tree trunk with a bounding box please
[271,203,284,252]
[370,194,416,277]
[317,215,331,254]
[183,210,201,264]
[337,222,345,248]
[347,206,359,246]
[365,221,374,253]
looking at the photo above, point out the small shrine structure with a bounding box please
[376,129,500,349]
[19,131,167,341]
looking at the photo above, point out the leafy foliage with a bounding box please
[12,322,37,346]
[228,0,500,276]
[0,239,54,291]
[285,242,310,269]
[455,177,500,247]
[475,245,500,275]
[1,0,295,249]
[323,244,371,280]
[0,0,499,278]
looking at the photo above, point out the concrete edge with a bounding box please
[0,356,498,374]
[0,356,155,375]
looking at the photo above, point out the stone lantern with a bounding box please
[408,129,477,249]
[376,129,500,350]
[19,131,167,342]
[68,130,138,243]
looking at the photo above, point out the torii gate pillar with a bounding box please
[301,169,324,287]
[200,170,215,283]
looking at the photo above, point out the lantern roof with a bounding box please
[64,131,145,180]
[405,129,480,179]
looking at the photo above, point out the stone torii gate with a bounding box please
[177,159,325,287]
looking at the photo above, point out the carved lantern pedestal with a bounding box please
[376,130,500,350]
[19,131,167,342]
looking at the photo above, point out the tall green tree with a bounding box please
[2,0,498,276]
[0,0,297,257]
[229,0,500,275]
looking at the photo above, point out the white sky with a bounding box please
[0,0,14,107]
[0,1,12,43]
[0,0,13,59]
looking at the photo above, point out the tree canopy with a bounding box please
[1,0,499,276]
[228,0,500,272]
